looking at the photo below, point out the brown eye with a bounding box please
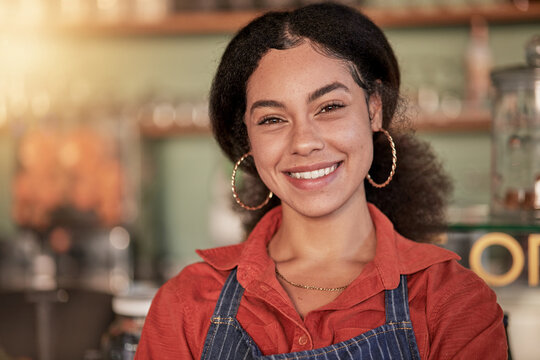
[258,117,284,125]
[319,102,344,114]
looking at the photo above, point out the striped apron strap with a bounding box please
[385,275,412,323]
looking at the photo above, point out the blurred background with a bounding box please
[0,0,539,359]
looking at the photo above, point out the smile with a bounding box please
[287,163,340,180]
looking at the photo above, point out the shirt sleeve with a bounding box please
[427,262,508,360]
[135,279,197,360]
[135,263,220,360]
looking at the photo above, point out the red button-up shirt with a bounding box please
[136,204,507,359]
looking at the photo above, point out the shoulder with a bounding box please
[153,241,245,304]
[159,261,230,309]
[138,262,233,359]
[408,258,497,309]
[394,232,460,275]
[408,260,507,359]
[146,261,232,333]
[153,242,245,310]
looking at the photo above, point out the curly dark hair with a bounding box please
[209,2,452,243]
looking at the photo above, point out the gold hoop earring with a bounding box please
[231,152,273,211]
[367,129,397,188]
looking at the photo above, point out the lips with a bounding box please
[286,162,341,180]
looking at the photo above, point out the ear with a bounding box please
[368,94,383,132]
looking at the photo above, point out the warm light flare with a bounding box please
[0,36,47,78]
[17,0,46,25]
[60,0,89,23]
[0,0,47,28]
[6,79,29,118]
[97,0,119,12]
[0,32,56,128]
[30,92,51,118]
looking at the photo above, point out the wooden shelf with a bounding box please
[50,10,264,36]
[364,3,540,29]
[6,3,540,36]
[414,109,491,132]
[140,122,210,138]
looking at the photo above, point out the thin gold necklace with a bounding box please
[275,268,349,292]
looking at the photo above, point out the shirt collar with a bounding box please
[197,206,285,310]
[197,204,458,297]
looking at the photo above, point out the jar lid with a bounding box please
[112,284,158,317]
[491,35,540,90]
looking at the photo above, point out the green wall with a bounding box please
[142,136,224,274]
[418,131,492,207]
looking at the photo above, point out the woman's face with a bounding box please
[244,42,382,219]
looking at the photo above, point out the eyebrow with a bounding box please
[249,100,285,115]
[307,82,350,103]
[248,81,350,115]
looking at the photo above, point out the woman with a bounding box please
[136,3,507,359]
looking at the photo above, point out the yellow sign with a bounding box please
[469,232,540,287]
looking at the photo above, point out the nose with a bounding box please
[289,117,325,156]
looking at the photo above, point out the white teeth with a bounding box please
[289,164,338,180]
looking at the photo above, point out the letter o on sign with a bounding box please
[469,232,525,287]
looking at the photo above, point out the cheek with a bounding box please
[248,134,281,183]
[334,121,373,155]
[252,151,280,194]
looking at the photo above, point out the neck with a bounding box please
[269,200,376,265]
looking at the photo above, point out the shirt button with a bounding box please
[259,284,270,292]
[298,334,308,346]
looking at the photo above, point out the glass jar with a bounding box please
[101,287,156,360]
[490,35,540,221]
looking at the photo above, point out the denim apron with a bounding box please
[201,268,421,359]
